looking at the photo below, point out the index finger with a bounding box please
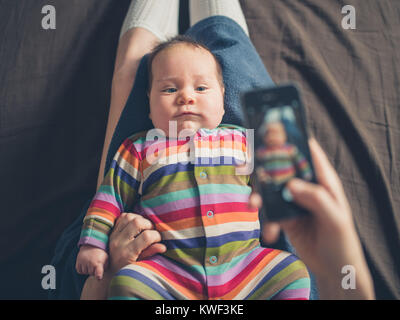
[114,212,151,234]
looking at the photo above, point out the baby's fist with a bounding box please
[76,245,108,280]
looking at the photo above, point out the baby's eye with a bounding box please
[196,86,208,92]
[162,87,177,93]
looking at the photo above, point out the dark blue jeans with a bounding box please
[50,15,317,299]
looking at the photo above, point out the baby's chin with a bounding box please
[154,119,222,138]
[167,120,217,137]
[266,140,286,147]
[177,120,202,132]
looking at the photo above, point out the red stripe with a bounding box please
[270,166,296,175]
[143,260,204,294]
[121,138,142,161]
[141,139,189,157]
[155,202,257,224]
[208,248,273,297]
[90,199,120,216]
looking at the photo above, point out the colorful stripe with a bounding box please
[256,144,312,185]
[79,124,310,300]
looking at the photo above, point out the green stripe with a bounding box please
[281,277,310,290]
[251,260,307,300]
[164,247,204,264]
[196,166,236,176]
[110,275,165,300]
[98,185,124,206]
[80,228,109,244]
[218,123,246,132]
[142,183,251,208]
[84,218,113,230]
[205,246,257,275]
[141,187,198,208]
[206,239,257,261]
[108,296,141,300]
[198,183,251,195]
[263,160,293,170]
[163,249,206,277]
[129,134,147,144]
[103,168,137,209]
[146,170,194,194]
[120,177,136,206]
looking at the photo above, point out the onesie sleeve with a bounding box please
[77,137,143,251]
[292,145,312,181]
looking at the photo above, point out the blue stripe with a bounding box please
[142,162,194,193]
[115,268,175,300]
[110,160,140,190]
[244,254,299,299]
[163,236,206,250]
[194,156,246,166]
[162,230,260,250]
[206,230,260,248]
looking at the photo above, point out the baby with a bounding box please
[256,122,312,186]
[76,36,310,300]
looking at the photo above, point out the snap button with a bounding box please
[206,210,214,218]
[199,171,207,179]
[210,256,218,264]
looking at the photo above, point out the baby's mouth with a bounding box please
[176,112,199,117]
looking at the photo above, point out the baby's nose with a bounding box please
[177,89,195,105]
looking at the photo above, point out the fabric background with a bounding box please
[0,0,399,299]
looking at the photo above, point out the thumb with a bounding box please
[138,243,167,261]
[95,265,104,280]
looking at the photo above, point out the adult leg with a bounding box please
[50,0,179,299]
[96,0,179,188]
[189,0,249,36]
[108,256,207,300]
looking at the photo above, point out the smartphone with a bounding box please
[241,83,316,222]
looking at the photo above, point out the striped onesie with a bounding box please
[78,124,310,300]
[256,144,312,185]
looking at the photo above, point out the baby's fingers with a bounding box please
[248,192,262,209]
[262,222,281,244]
[94,264,104,280]
[248,192,281,244]
[76,262,88,275]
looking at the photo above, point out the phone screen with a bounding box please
[242,84,316,221]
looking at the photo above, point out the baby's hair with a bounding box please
[259,121,285,139]
[147,35,224,91]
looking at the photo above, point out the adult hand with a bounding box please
[250,138,374,299]
[80,212,166,299]
[107,212,166,274]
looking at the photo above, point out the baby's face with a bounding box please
[149,44,225,136]
[264,122,287,147]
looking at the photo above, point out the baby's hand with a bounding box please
[76,245,109,280]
